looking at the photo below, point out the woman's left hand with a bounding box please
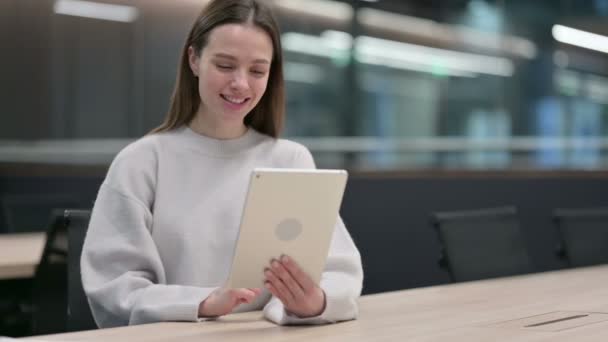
[264,255,326,318]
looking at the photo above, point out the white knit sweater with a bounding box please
[81,126,363,328]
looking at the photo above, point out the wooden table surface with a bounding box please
[0,232,45,280]
[27,265,608,342]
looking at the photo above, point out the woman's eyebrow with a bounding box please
[212,53,270,64]
[213,53,237,60]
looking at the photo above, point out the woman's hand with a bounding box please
[264,255,326,318]
[198,287,262,317]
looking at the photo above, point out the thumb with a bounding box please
[230,288,259,303]
[248,287,263,296]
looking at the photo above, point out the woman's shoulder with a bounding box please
[253,131,307,155]
[255,134,314,168]
[271,137,309,154]
[107,130,183,178]
[113,133,163,164]
[102,133,169,201]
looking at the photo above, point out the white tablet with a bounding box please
[226,168,348,289]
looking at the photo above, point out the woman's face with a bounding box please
[189,23,273,132]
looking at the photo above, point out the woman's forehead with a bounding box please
[204,23,273,61]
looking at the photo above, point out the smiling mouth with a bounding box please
[221,94,250,105]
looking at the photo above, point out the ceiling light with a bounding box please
[358,8,536,59]
[54,0,139,23]
[282,31,514,77]
[552,24,608,54]
[355,36,514,77]
[273,0,353,23]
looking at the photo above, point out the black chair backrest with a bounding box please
[553,207,608,267]
[65,209,97,332]
[30,209,69,335]
[432,206,533,282]
[0,194,81,233]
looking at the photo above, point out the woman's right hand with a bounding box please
[198,287,262,317]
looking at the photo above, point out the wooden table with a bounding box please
[28,265,608,341]
[0,233,45,280]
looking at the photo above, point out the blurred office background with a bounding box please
[2,0,608,170]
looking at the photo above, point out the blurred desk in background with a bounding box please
[0,233,45,279]
[26,265,608,341]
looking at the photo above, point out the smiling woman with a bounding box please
[80,0,363,330]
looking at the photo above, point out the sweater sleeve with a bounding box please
[81,140,216,328]
[263,144,364,325]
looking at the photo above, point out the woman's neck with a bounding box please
[189,112,248,140]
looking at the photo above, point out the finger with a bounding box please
[272,258,306,299]
[265,268,291,301]
[265,268,295,305]
[248,287,263,296]
[264,281,282,302]
[264,280,298,312]
[235,288,257,298]
[264,278,288,306]
[280,255,316,292]
[231,288,257,303]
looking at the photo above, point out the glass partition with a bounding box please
[1,0,608,170]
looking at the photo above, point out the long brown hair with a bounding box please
[150,0,284,138]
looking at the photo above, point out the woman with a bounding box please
[81,0,363,327]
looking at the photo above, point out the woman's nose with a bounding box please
[230,71,249,90]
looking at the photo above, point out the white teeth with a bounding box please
[223,95,246,104]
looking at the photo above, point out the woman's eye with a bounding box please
[217,65,234,70]
[251,70,267,76]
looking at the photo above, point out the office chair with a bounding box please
[553,207,608,268]
[0,194,81,233]
[29,209,96,335]
[29,209,69,335]
[0,279,32,337]
[65,209,97,332]
[431,206,533,282]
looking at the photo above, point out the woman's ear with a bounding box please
[188,46,200,77]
